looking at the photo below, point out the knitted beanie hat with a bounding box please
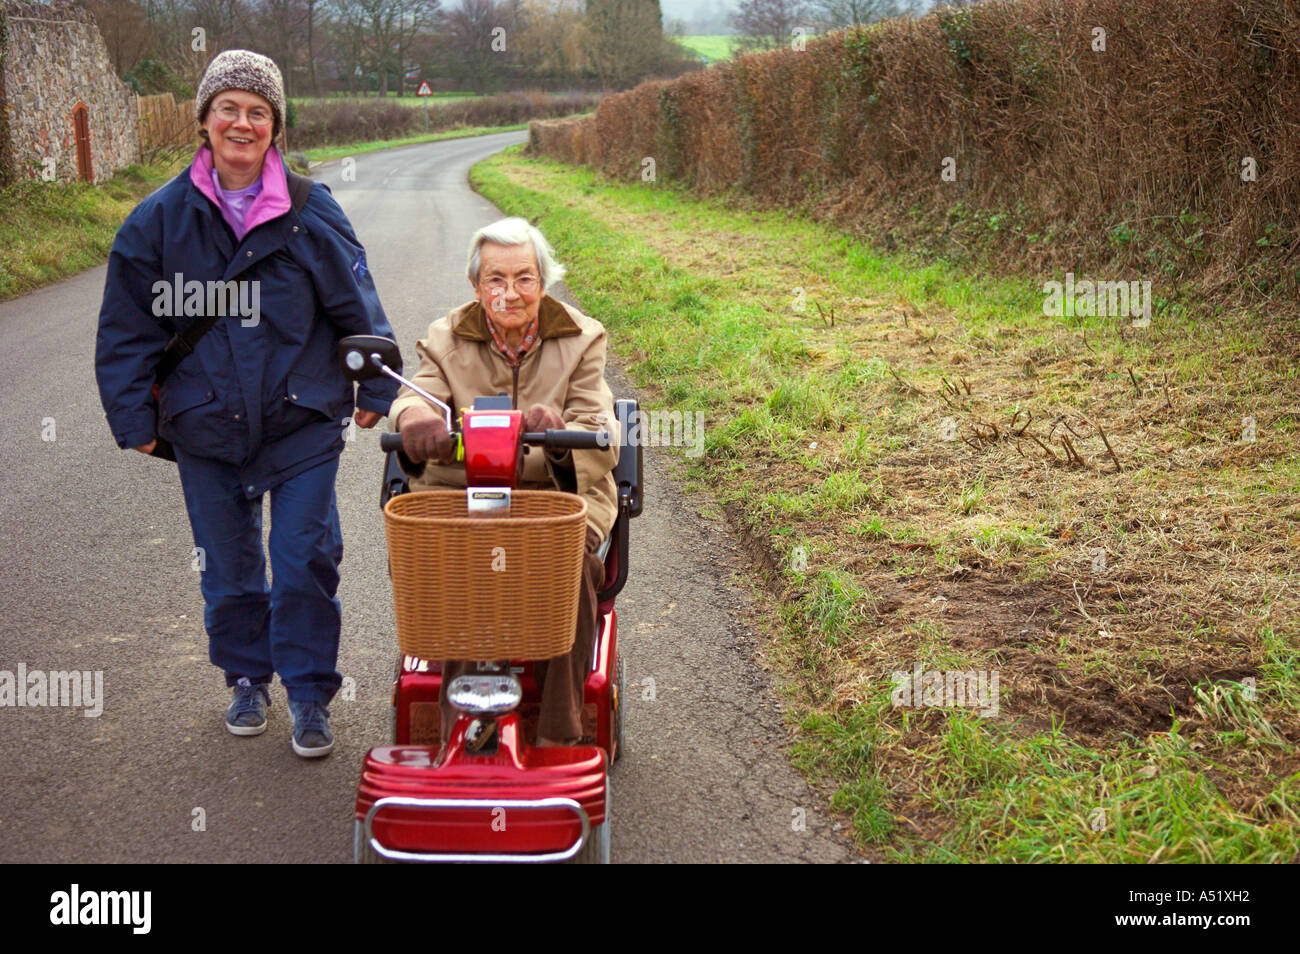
[195,50,285,138]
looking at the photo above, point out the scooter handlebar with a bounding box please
[526,430,611,450]
[378,429,610,455]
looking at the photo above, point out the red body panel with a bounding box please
[356,715,606,856]
[587,610,616,756]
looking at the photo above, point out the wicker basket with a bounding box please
[383,490,588,660]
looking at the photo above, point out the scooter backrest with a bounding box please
[613,398,643,518]
[380,447,410,510]
[596,398,640,608]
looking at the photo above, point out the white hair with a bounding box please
[466,217,567,293]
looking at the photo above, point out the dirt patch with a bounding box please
[725,495,1283,745]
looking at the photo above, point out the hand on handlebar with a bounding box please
[524,404,564,433]
[399,407,454,464]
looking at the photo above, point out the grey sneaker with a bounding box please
[226,678,270,736]
[289,699,334,758]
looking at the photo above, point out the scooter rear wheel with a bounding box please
[613,653,626,763]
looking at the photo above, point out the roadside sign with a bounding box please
[417,81,432,96]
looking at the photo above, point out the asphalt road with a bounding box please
[0,130,851,863]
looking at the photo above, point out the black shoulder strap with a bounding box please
[287,170,315,213]
[156,171,317,385]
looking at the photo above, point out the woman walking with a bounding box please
[95,50,397,757]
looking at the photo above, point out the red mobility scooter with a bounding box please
[338,335,642,863]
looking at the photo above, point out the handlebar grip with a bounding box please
[380,432,405,453]
[525,430,612,450]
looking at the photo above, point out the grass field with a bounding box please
[470,145,1300,862]
[672,35,742,62]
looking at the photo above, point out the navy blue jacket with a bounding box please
[95,152,397,497]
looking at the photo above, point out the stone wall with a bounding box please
[0,0,139,185]
[0,8,11,186]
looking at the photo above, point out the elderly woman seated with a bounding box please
[389,218,618,747]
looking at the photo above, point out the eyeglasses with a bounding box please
[482,275,539,294]
[212,103,274,126]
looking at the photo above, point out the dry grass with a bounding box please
[475,147,1300,860]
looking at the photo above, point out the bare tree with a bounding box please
[304,0,321,93]
[328,0,371,92]
[810,0,923,32]
[438,0,516,93]
[335,0,438,95]
[188,0,255,53]
[730,0,808,54]
[396,0,444,93]
[584,0,667,90]
[253,0,304,95]
[84,0,158,76]
[516,0,588,85]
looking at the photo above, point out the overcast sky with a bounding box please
[661,0,740,30]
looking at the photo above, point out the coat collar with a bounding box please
[451,295,581,343]
[188,144,291,236]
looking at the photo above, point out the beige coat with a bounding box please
[389,295,619,537]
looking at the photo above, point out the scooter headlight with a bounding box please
[445,674,523,715]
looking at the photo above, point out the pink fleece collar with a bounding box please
[189,144,292,238]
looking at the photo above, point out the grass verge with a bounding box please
[470,144,1300,862]
[0,158,187,302]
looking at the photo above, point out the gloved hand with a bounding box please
[524,404,565,433]
[399,408,453,463]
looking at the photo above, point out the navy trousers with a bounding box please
[175,449,344,705]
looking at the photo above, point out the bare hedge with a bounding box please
[529,0,1300,305]
[292,91,604,150]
